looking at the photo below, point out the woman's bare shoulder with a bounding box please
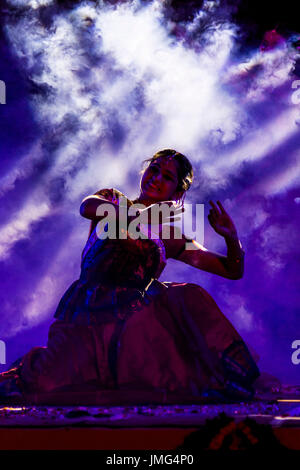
[92,188,124,202]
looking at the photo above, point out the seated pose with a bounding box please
[0,149,259,402]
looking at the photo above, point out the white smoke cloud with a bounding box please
[22,229,81,327]
[225,46,297,102]
[261,150,300,195]
[0,142,44,196]
[8,0,53,7]
[4,0,298,202]
[0,196,50,260]
[96,1,242,149]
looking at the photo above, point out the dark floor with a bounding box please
[0,384,299,450]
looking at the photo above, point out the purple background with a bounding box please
[0,0,299,384]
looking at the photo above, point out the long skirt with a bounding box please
[13,282,259,400]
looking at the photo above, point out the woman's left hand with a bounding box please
[208,200,238,240]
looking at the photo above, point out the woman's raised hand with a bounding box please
[208,201,238,239]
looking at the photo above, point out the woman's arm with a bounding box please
[80,189,123,240]
[80,195,119,220]
[80,191,143,238]
[166,200,244,280]
[80,195,181,230]
[173,234,244,280]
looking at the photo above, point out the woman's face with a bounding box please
[139,157,181,203]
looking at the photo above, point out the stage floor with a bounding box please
[0,385,299,450]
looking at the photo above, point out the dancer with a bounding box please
[0,149,259,402]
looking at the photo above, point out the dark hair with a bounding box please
[142,149,194,193]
